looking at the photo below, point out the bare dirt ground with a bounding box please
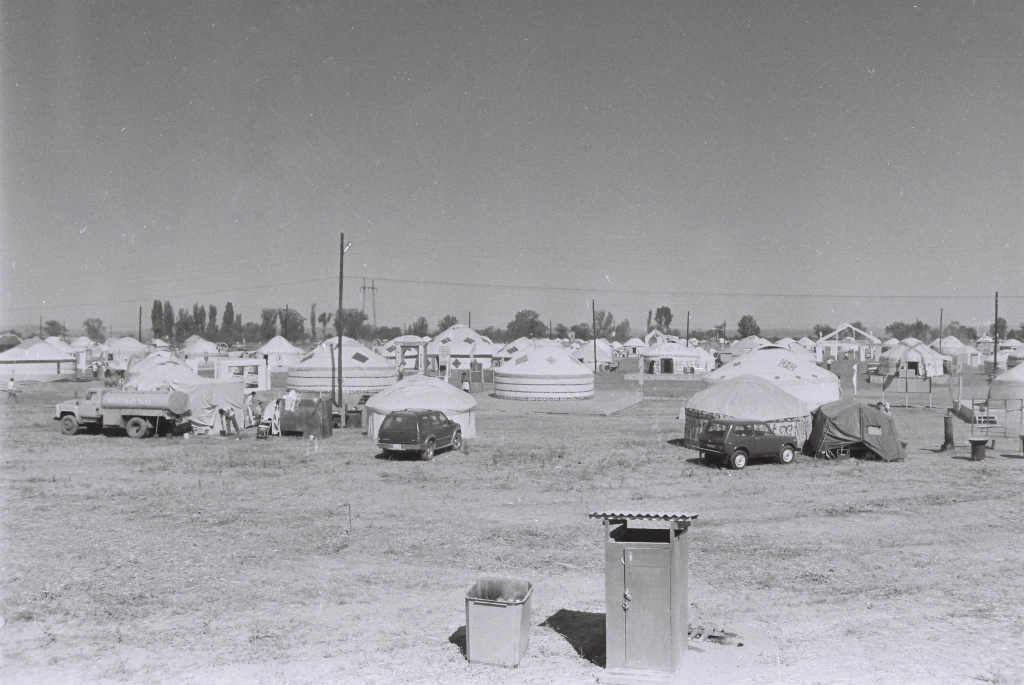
[2,368,1023,685]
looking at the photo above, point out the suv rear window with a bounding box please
[381,414,414,431]
[705,423,727,435]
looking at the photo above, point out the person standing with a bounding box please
[7,377,17,401]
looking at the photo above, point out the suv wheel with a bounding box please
[421,440,435,461]
[60,415,79,436]
[451,431,462,452]
[778,445,796,465]
[729,449,747,470]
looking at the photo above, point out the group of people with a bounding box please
[217,389,299,437]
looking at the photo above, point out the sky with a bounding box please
[1,0,1021,337]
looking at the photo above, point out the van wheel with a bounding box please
[729,449,747,470]
[60,415,79,436]
[451,431,462,452]
[778,445,796,465]
[421,440,435,461]
[126,418,149,439]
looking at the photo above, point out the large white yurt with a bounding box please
[705,346,841,410]
[640,341,715,374]
[258,335,305,371]
[877,338,946,378]
[681,375,812,449]
[287,337,397,395]
[0,341,77,380]
[426,324,499,370]
[988,364,1024,402]
[1001,339,1022,350]
[364,375,478,440]
[494,345,594,400]
[181,340,222,359]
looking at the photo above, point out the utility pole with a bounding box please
[337,234,352,406]
[284,304,289,339]
[592,299,598,374]
[992,292,999,379]
[468,311,472,328]
[39,316,42,337]
[686,311,690,347]
[938,308,943,354]
[371,279,377,329]
[361,278,367,314]
[138,306,142,341]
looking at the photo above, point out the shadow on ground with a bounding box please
[541,609,606,667]
[448,626,466,657]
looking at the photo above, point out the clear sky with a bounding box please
[1,1,1021,336]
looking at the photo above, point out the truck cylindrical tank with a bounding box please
[101,390,189,415]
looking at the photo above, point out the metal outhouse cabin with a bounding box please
[589,510,697,684]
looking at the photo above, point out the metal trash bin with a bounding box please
[590,511,698,684]
[464,577,533,667]
[968,438,988,461]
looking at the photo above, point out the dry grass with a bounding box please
[2,371,1023,684]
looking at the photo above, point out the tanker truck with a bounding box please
[55,388,191,438]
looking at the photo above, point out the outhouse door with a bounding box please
[621,547,672,671]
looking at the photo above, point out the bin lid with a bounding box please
[589,510,698,522]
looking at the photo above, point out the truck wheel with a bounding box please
[60,415,79,436]
[421,440,435,461]
[778,445,796,465]
[729,449,747,470]
[126,417,149,439]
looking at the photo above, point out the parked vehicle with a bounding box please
[697,418,797,469]
[376,409,462,460]
[54,388,190,438]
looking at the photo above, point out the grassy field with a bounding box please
[2,369,1023,684]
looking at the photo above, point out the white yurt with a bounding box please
[798,336,816,350]
[930,336,965,354]
[494,337,539,364]
[1001,338,1022,350]
[974,335,994,355]
[705,346,841,410]
[773,338,816,361]
[988,364,1024,402]
[107,337,148,368]
[364,375,478,441]
[69,336,95,349]
[258,335,305,371]
[882,337,901,350]
[44,337,75,354]
[640,341,715,374]
[575,339,614,366]
[426,324,499,370]
[150,338,170,349]
[957,345,983,368]
[729,336,771,356]
[181,340,222,359]
[183,334,206,347]
[494,345,594,400]
[126,355,245,431]
[287,337,397,395]
[877,338,946,378]
[623,337,646,356]
[681,375,812,449]
[1007,347,1024,370]
[0,341,77,380]
[0,333,22,353]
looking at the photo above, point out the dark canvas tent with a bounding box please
[806,398,906,461]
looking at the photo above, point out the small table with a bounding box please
[967,438,989,461]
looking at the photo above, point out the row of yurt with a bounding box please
[494,344,594,400]
[877,338,945,377]
[287,337,397,394]
[705,346,841,410]
[0,341,77,380]
[427,324,499,370]
[125,353,245,431]
[681,375,812,448]
[364,375,477,440]
[258,335,305,371]
[640,341,715,374]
